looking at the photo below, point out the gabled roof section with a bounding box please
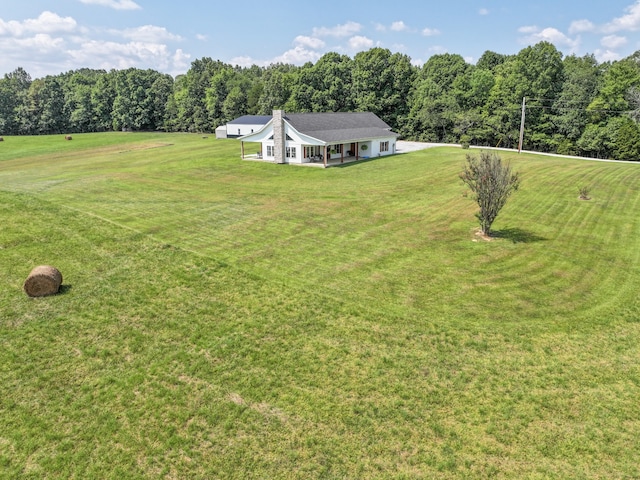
[284,112,398,143]
[228,115,272,125]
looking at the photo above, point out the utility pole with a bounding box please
[518,97,526,153]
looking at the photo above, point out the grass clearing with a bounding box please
[1,133,639,478]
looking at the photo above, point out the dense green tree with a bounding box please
[405,54,470,141]
[552,54,601,154]
[35,77,66,134]
[576,116,640,160]
[112,68,167,131]
[173,58,226,132]
[0,67,32,134]
[351,48,415,130]
[288,53,354,113]
[222,85,248,122]
[246,80,264,115]
[64,70,102,132]
[257,64,297,114]
[205,66,251,127]
[613,116,640,160]
[91,72,117,132]
[587,56,640,123]
[476,50,509,72]
[484,42,564,150]
[149,74,174,131]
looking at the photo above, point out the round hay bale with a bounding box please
[0,137,4,142]
[65,135,72,140]
[23,265,63,297]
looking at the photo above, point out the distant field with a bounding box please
[1,133,639,478]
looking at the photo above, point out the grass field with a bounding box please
[1,132,639,478]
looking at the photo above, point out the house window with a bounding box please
[380,141,389,152]
[286,146,296,159]
[267,145,274,157]
[238,129,241,135]
[333,144,342,153]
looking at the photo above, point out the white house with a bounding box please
[220,115,272,139]
[238,110,399,167]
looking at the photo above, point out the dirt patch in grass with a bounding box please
[473,228,494,242]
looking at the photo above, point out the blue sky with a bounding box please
[2,0,640,78]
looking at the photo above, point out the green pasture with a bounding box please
[1,133,639,478]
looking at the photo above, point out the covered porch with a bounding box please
[302,141,370,167]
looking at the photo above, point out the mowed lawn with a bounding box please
[1,133,639,478]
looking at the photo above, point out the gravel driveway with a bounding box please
[396,141,451,153]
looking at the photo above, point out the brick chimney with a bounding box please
[273,109,286,164]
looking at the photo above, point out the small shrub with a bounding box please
[460,135,471,150]
[579,186,591,200]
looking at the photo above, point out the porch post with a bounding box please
[323,145,327,167]
[356,142,359,161]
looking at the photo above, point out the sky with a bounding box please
[1,0,640,79]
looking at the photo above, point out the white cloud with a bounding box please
[0,34,66,56]
[603,0,640,33]
[68,40,166,64]
[196,34,208,41]
[479,8,489,16]
[0,11,77,36]
[312,21,361,38]
[569,19,595,34]
[0,10,194,77]
[294,35,325,50]
[374,22,386,32]
[348,35,374,50]
[78,0,141,10]
[273,46,321,64]
[118,25,183,43]
[391,21,409,32]
[519,26,580,52]
[422,27,441,36]
[601,34,628,49]
[172,48,191,72]
[594,48,622,62]
[230,56,254,68]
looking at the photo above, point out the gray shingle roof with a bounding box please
[228,115,272,125]
[285,112,398,143]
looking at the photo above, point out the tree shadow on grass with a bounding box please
[491,228,547,244]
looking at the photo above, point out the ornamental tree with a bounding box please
[460,151,521,236]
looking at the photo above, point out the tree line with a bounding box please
[1,41,640,160]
